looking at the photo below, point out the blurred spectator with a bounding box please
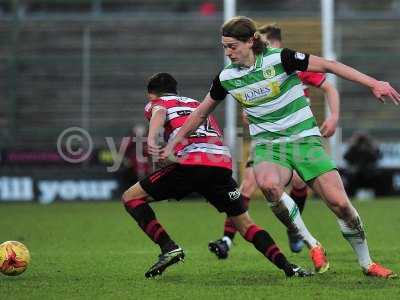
[343,132,382,197]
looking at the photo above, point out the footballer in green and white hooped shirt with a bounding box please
[216,46,334,182]
[163,16,399,278]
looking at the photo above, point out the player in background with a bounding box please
[208,24,340,257]
[160,16,398,278]
[121,72,312,278]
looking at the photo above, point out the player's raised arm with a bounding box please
[160,94,220,160]
[307,55,400,105]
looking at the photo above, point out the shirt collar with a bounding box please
[255,52,263,69]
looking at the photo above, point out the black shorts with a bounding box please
[140,164,246,217]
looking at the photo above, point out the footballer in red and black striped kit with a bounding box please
[121,72,312,278]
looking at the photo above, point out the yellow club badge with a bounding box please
[263,66,275,79]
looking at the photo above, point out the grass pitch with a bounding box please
[1,198,399,299]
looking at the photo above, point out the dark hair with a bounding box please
[258,24,282,42]
[221,16,265,54]
[147,72,178,95]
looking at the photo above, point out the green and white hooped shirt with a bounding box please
[210,47,321,144]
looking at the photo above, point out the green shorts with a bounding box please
[253,136,336,182]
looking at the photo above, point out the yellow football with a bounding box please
[0,241,31,276]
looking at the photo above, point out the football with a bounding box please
[0,241,31,276]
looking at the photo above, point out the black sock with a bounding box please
[244,224,291,274]
[124,198,177,253]
[223,218,237,240]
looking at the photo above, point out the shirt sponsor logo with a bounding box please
[263,66,276,79]
[243,86,271,102]
[295,52,306,60]
[176,110,192,116]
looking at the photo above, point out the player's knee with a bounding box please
[121,182,147,204]
[230,213,253,236]
[259,181,282,201]
[121,189,135,204]
[240,181,255,197]
[256,177,272,190]
[121,190,132,204]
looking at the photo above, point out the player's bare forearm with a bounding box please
[319,81,340,137]
[308,55,400,104]
[321,81,340,119]
[308,55,377,88]
[148,108,166,153]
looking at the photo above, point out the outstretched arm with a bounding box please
[160,94,220,159]
[319,80,340,137]
[307,55,400,104]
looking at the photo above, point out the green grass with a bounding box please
[1,199,399,299]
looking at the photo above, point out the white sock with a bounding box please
[270,193,318,248]
[222,236,232,249]
[337,215,372,269]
